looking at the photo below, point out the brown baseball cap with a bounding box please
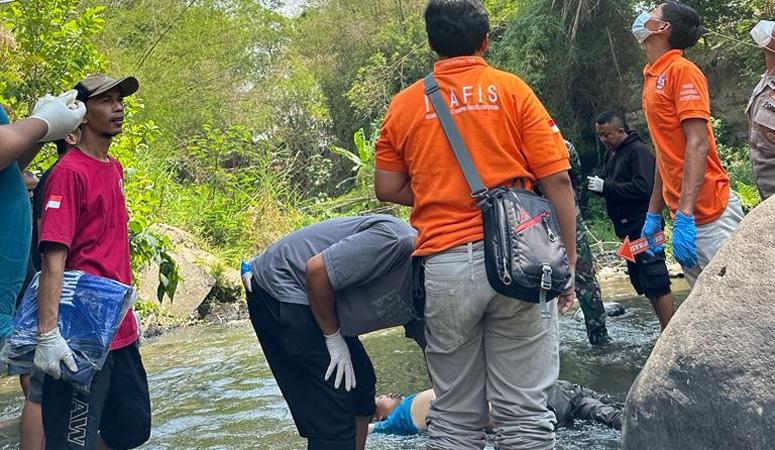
[74,74,139,102]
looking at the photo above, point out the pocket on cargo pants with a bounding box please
[423,247,489,354]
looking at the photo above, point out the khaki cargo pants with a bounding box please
[682,192,745,287]
[423,242,559,450]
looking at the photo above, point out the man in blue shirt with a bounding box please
[0,94,86,341]
[371,381,623,436]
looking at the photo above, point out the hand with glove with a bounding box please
[640,211,665,254]
[672,211,698,268]
[587,176,605,194]
[33,327,78,379]
[30,90,86,143]
[323,329,356,392]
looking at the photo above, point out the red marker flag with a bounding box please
[616,232,666,263]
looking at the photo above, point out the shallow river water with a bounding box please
[0,279,688,449]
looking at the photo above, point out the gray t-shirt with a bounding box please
[250,215,417,336]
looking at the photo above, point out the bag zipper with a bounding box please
[514,210,549,234]
[542,214,557,242]
[540,264,552,327]
[496,198,512,285]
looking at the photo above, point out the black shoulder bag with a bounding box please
[423,74,572,318]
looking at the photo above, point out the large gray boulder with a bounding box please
[621,196,775,449]
[136,224,217,320]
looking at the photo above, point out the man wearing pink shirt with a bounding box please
[35,74,150,450]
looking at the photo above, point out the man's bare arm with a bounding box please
[677,118,710,215]
[38,243,68,333]
[17,142,46,172]
[648,165,667,214]
[305,254,339,336]
[539,171,577,314]
[0,119,47,170]
[539,172,577,267]
[374,169,414,206]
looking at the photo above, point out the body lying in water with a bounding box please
[370,380,623,436]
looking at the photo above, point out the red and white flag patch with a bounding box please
[548,119,560,133]
[45,195,63,210]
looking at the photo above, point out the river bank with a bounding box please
[139,255,689,341]
[133,219,690,340]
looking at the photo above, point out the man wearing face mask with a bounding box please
[632,1,744,287]
[747,20,775,200]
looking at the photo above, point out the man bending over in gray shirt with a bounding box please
[246,215,417,450]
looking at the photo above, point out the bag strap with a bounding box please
[423,74,489,200]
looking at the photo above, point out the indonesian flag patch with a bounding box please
[548,118,560,133]
[45,195,63,210]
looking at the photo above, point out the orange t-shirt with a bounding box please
[642,49,730,225]
[375,56,569,256]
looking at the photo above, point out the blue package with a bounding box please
[1,270,137,391]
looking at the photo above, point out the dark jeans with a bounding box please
[246,284,376,450]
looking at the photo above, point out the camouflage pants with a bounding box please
[575,214,609,345]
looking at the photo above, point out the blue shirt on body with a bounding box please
[371,394,419,435]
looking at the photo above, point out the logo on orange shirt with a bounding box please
[423,84,501,120]
[679,83,701,102]
[548,119,560,133]
[656,73,667,90]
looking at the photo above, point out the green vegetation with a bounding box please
[1,0,771,295]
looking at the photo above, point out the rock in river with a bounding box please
[136,224,217,320]
[621,196,775,449]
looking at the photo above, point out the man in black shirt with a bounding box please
[588,111,675,331]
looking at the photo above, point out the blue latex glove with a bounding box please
[240,260,253,293]
[672,211,698,268]
[640,212,664,253]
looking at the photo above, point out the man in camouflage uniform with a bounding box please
[565,141,610,345]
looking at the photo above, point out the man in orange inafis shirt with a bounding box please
[634,1,744,290]
[374,1,578,449]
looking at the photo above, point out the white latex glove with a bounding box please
[587,176,605,193]
[323,329,355,392]
[32,90,78,113]
[32,94,56,112]
[30,90,86,143]
[33,327,78,380]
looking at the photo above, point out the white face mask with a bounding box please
[751,20,775,48]
[632,12,655,44]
